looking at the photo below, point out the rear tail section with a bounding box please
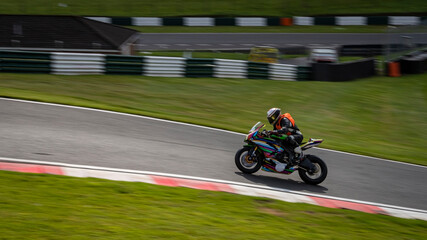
[301,138,323,151]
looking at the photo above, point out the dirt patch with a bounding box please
[258,207,287,217]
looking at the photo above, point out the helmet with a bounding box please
[267,108,281,125]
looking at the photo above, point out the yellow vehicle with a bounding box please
[248,46,279,63]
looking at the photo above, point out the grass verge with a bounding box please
[0,73,426,165]
[1,0,426,17]
[1,170,426,239]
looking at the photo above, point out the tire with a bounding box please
[235,147,262,174]
[298,155,328,185]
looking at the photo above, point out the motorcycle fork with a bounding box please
[247,146,259,161]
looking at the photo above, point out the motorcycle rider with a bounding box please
[266,107,303,165]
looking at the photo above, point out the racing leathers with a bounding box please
[270,113,303,165]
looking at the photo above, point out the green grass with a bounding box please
[1,0,426,16]
[0,73,426,165]
[1,170,426,239]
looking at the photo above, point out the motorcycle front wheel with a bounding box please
[298,155,328,185]
[235,147,262,174]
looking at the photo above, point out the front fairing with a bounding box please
[249,122,264,133]
[245,122,264,141]
[244,122,284,159]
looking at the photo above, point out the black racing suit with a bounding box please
[272,115,303,163]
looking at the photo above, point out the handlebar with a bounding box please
[261,129,269,137]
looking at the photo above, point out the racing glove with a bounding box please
[270,130,279,135]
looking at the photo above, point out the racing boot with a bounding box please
[294,146,303,163]
[273,151,284,161]
[285,149,295,169]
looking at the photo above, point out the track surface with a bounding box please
[137,33,427,50]
[1,98,426,210]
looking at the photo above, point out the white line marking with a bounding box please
[1,97,425,169]
[2,157,426,214]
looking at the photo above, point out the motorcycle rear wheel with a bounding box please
[298,155,328,185]
[235,147,262,174]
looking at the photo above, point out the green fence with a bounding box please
[247,62,270,79]
[0,50,51,73]
[185,59,214,78]
[105,55,144,75]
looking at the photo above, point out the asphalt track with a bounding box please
[137,33,427,50]
[1,98,426,211]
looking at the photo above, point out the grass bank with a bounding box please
[0,73,425,165]
[1,170,426,239]
[1,0,426,16]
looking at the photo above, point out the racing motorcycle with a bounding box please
[235,122,327,185]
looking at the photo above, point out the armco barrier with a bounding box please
[336,16,366,26]
[213,59,247,79]
[0,50,304,81]
[0,59,51,73]
[184,17,214,27]
[236,17,266,26]
[296,66,312,81]
[0,50,50,60]
[50,52,105,75]
[247,62,269,79]
[269,64,298,81]
[87,16,427,27]
[0,50,51,73]
[105,55,144,75]
[293,16,314,26]
[143,56,186,77]
[389,16,420,26]
[132,17,162,26]
[185,58,215,78]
